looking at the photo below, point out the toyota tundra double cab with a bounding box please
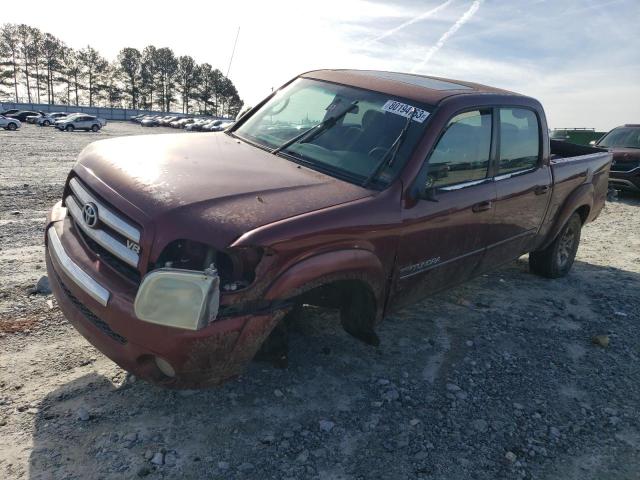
[45,69,611,388]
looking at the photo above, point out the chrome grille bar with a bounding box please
[69,178,141,243]
[47,226,110,306]
[66,195,139,268]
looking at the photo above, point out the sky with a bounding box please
[4,0,640,130]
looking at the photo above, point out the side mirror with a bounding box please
[589,140,597,146]
[420,177,439,202]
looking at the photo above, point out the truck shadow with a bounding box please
[27,258,640,479]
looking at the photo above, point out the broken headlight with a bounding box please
[153,239,263,292]
[134,267,220,330]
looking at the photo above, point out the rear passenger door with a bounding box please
[481,107,552,269]
[78,116,92,129]
[392,108,497,308]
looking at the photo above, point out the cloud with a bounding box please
[411,0,483,73]
[361,0,453,46]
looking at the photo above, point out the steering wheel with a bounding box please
[367,147,388,160]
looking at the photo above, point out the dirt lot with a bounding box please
[1,122,639,480]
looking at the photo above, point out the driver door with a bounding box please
[391,108,496,309]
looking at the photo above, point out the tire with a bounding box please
[529,212,582,278]
[7,122,17,131]
[91,124,99,132]
[43,120,50,126]
[65,124,74,132]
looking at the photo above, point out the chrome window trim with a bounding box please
[47,226,110,306]
[494,167,537,181]
[69,178,141,243]
[438,178,490,191]
[66,195,139,268]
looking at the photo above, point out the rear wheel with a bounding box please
[91,124,99,132]
[529,212,582,278]
[65,124,74,132]
[7,122,17,131]
[43,120,50,126]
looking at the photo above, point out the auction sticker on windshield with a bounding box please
[382,100,429,123]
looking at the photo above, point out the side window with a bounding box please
[499,108,540,174]
[427,109,492,187]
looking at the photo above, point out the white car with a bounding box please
[0,115,21,131]
[55,114,107,132]
[37,112,69,126]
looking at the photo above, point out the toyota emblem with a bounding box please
[82,202,99,228]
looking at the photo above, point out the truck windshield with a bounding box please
[598,127,640,149]
[233,78,431,187]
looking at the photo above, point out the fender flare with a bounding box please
[539,182,593,250]
[263,249,387,322]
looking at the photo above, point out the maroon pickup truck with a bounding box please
[45,69,611,388]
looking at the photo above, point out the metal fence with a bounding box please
[0,102,183,121]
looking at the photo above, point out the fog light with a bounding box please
[154,356,176,378]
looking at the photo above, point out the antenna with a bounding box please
[226,27,240,78]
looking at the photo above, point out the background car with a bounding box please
[209,120,234,132]
[55,114,106,132]
[37,112,69,126]
[595,124,640,194]
[141,116,161,127]
[0,109,20,116]
[26,111,47,124]
[0,115,21,130]
[5,110,40,122]
[185,118,212,131]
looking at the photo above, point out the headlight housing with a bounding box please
[134,268,220,330]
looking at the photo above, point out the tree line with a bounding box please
[0,23,243,116]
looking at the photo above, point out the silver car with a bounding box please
[56,114,107,132]
[37,112,69,126]
[0,115,21,130]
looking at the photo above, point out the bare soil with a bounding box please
[1,122,639,480]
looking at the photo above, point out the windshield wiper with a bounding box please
[272,101,358,155]
[362,107,416,187]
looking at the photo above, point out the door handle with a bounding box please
[472,201,492,212]
[534,185,550,195]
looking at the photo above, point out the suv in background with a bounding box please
[56,114,106,132]
[596,124,640,193]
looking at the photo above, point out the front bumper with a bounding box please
[609,168,640,193]
[45,204,286,388]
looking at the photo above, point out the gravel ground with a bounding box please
[1,122,639,480]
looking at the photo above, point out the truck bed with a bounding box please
[544,139,612,230]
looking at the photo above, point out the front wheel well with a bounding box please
[292,279,380,346]
[576,205,590,223]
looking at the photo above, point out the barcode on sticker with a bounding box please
[382,100,429,123]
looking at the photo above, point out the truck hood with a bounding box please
[75,132,371,247]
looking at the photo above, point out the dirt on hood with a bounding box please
[74,132,372,247]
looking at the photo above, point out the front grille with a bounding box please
[55,270,127,344]
[65,177,143,284]
[77,230,142,283]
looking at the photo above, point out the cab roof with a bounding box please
[302,69,520,107]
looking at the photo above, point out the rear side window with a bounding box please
[499,108,540,174]
[427,109,492,187]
